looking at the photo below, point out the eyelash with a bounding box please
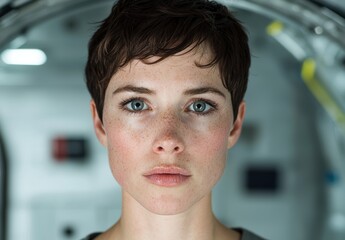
[119,97,150,114]
[119,97,218,115]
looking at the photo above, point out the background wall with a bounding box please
[0,1,344,240]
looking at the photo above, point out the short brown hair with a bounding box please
[85,0,251,121]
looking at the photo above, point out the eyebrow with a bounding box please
[112,85,226,99]
[113,85,155,95]
[184,87,226,99]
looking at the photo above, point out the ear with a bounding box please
[227,101,246,149]
[90,100,107,147]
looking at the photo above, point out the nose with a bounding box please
[152,133,185,154]
[152,113,185,155]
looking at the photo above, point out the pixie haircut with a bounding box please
[85,0,251,122]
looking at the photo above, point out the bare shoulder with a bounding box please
[93,232,105,240]
[93,228,114,240]
[95,222,121,240]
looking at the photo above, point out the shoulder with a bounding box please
[80,232,102,240]
[82,229,267,240]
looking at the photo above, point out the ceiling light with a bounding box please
[1,49,47,65]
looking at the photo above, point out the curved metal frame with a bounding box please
[1,0,344,49]
[221,0,345,50]
[0,0,113,49]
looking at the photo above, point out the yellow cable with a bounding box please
[266,20,345,129]
[301,59,345,129]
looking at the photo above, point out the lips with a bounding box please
[143,166,191,187]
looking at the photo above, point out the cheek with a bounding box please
[104,119,144,186]
[192,117,231,156]
[190,120,231,180]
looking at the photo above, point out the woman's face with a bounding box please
[91,46,245,215]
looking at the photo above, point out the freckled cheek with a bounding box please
[191,118,231,156]
[104,120,145,187]
[190,121,230,180]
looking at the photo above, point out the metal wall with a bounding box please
[0,0,344,239]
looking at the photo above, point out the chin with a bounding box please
[141,194,195,216]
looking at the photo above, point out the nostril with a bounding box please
[154,145,183,153]
[153,136,184,154]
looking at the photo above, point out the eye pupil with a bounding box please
[193,101,206,112]
[131,100,144,110]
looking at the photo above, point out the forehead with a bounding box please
[112,45,220,85]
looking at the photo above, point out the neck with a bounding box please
[110,191,225,240]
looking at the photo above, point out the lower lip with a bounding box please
[144,174,191,187]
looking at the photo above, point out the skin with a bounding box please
[91,46,246,240]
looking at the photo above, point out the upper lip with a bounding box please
[143,165,191,176]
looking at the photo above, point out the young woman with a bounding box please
[82,0,265,239]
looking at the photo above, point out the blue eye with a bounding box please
[125,99,148,112]
[188,100,214,113]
